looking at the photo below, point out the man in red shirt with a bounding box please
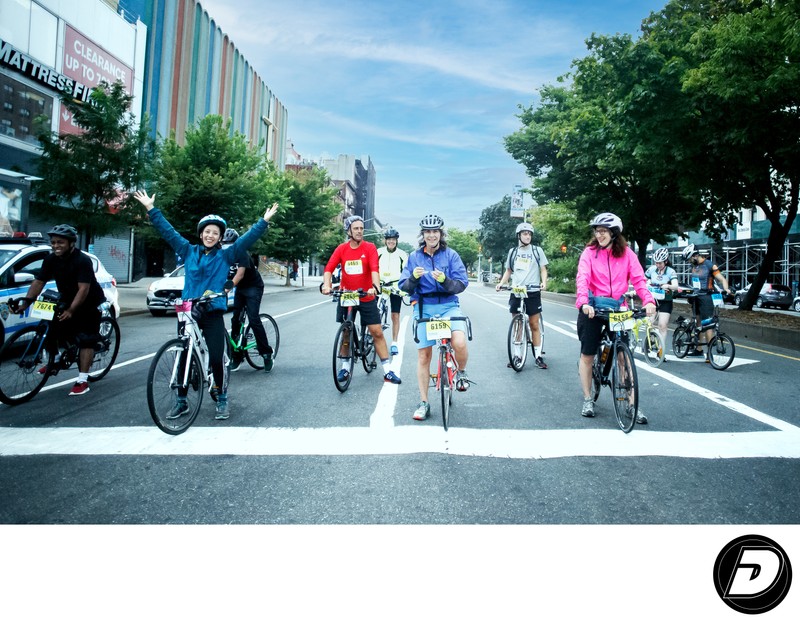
[322,216,401,385]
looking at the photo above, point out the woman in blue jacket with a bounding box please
[134,190,278,420]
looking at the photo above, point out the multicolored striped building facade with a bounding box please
[138,0,287,168]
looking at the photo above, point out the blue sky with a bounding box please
[198,0,667,242]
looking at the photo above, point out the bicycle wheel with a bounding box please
[361,326,377,373]
[245,313,280,369]
[707,333,736,371]
[332,322,355,392]
[379,299,389,330]
[642,326,665,368]
[87,318,120,381]
[538,313,545,355]
[591,356,602,402]
[672,326,691,358]
[506,314,527,371]
[439,348,452,430]
[147,338,203,435]
[0,325,52,405]
[611,342,638,433]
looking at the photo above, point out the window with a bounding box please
[0,74,53,147]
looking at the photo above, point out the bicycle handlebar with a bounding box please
[497,284,541,293]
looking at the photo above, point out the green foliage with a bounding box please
[530,203,588,258]
[397,241,415,254]
[34,80,154,244]
[478,196,524,263]
[545,256,579,293]
[447,227,480,268]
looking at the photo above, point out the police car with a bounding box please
[0,234,120,347]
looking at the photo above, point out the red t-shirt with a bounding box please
[325,241,379,301]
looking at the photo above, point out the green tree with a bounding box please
[263,166,340,284]
[146,115,284,247]
[447,227,480,269]
[398,241,415,254]
[478,196,524,263]
[34,80,154,245]
[529,203,588,258]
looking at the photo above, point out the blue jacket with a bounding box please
[399,245,468,304]
[149,208,269,312]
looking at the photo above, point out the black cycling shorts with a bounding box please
[577,311,606,356]
[509,291,542,316]
[337,298,381,326]
[388,293,403,314]
[690,293,714,322]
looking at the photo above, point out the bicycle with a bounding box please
[623,291,665,368]
[226,306,280,371]
[499,284,545,371]
[330,288,378,392]
[590,307,647,433]
[0,293,120,405]
[147,289,230,434]
[672,288,736,371]
[413,314,473,431]
[378,282,411,330]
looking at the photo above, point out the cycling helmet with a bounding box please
[222,228,239,244]
[47,224,78,241]
[589,212,623,232]
[653,248,669,263]
[682,244,699,260]
[343,215,364,232]
[419,214,444,230]
[516,222,534,236]
[383,228,399,239]
[197,214,227,237]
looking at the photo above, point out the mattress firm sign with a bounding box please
[0,38,93,102]
[60,25,133,135]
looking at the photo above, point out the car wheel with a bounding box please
[755,297,764,308]
[734,294,741,306]
[793,300,800,312]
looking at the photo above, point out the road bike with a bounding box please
[330,288,377,392]
[672,288,736,370]
[623,291,665,368]
[499,284,545,371]
[413,314,473,431]
[147,289,230,434]
[377,282,410,330]
[590,307,647,433]
[0,293,120,405]
[226,306,280,371]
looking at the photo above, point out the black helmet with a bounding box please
[47,224,78,241]
[197,214,227,237]
[222,228,239,244]
[384,228,399,239]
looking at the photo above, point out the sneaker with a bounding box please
[384,370,402,384]
[336,368,350,383]
[636,410,648,425]
[581,397,595,418]
[263,354,274,373]
[687,349,704,357]
[412,401,430,421]
[456,370,471,392]
[229,358,242,372]
[68,381,90,396]
[167,399,189,420]
[214,395,229,420]
[507,357,521,369]
[534,356,548,370]
[390,344,399,356]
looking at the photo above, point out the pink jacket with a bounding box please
[575,245,655,309]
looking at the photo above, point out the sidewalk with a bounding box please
[117,273,324,317]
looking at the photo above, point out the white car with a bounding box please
[146,265,235,316]
[0,236,120,347]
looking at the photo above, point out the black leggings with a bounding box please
[178,311,227,391]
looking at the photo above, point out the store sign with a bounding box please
[59,26,133,135]
[0,38,93,102]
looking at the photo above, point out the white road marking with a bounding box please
[369,315,410,429]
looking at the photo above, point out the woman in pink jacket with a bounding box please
[576,213,656,421]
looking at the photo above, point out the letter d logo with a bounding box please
[714,535,792,614]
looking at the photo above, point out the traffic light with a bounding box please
[561,244,567,255]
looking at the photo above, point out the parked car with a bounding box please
[146,265,235,316]
[0,234,120,347]
[733,282,793,309]
[792,295,800,313]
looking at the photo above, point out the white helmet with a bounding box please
[516,222,534,236]
[682,244,699,260]
[419,214,445,230]
[653,248,669,263]
[589,212,623,232]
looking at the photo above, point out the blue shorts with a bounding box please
[413,301,467,349]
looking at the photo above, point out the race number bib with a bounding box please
[340,292,360,307]
[711,293,723,307]
[512,286,527,298]
[344,259,363,275]
[648,286,666,300]
[691,276,701,290]
[426,319,452,340]
[30,300,56,320]
[608,311,634,330]
[514,256,531,269]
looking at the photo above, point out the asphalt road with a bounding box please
[1,285,798,525]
